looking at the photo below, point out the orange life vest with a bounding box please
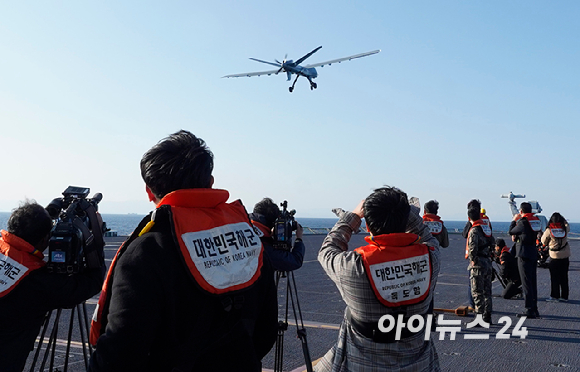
[354,233,432,307]
[90,189,263,346]
[549,223,566,238]
[521,213,542,232]
[0,230,46,298]
[465,219,492,259]
[499,246,511,265]
[422,214,443,236]
[251,220,272,238]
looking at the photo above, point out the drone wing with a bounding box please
[294,46,322,66]
[222,68,281,78]
[304,49,380,68]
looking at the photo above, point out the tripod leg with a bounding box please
[274,322,286,372]
[288,272,313,372]
[41,308,62,372]
[83,302,94,354]
[77,303,90,370]
[30,310,53,371]
[274,271,290,372]
[63,305,77,372]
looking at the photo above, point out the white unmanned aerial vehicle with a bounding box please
[222,46,380,92]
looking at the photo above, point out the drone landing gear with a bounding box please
[288,76,317,92]
[308,78,317,91]
[289,75,300,93]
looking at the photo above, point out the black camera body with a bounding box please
[46,186,105,274]
[273,200,297,251]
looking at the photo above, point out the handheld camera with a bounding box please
[45,186,106,274]
[273,200,297,251]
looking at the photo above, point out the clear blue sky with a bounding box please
[1,1,579,221]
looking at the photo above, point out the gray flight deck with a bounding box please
[25,233,580,371]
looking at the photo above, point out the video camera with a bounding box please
[273,200,297,251]
[45,186,106,274]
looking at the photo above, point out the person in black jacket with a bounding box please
[89,130,278,372]
[250,198,305,272]
[509,202,542,318]
[0,201,104,372]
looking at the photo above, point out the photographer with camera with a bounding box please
[250,198,305,272]
[316,186,440,371]
[0,200,105,372]
[89,130,277,372]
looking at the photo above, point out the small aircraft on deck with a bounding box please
[222,46,380,92]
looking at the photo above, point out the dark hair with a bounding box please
[467,199,481,221]
[496,238,506,248]
[424,200,439,214]
[363,186,410,235]
[467,199,481,211]
[549,212,567,226]
[520,202,532,213]
[467,208,480,221]
[253,198,280,228]
[140,130,214,199]
[7,200,53,246]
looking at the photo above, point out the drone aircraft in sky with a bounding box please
[222,46,380,92]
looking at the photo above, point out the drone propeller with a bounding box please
[248,58,281,68]
[275,54,288,74]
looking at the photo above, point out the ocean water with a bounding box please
[0,213,343,237]
[1,212,579,237]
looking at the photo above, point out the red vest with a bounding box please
[251,220,272,238]
[465,219,492,259]
[90,189,263,346]
[422,214,443,236]
[549,223,566,238]
[521,213,542,232]
[354,233,432,307]
[0,230,46,298]
[499,246,511,265]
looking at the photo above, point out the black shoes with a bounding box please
[517,309,540,318]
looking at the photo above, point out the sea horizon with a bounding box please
[2,212,580,237]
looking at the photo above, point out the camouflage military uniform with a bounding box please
[467,226,494,322]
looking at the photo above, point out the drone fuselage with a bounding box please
[283,64,318,81]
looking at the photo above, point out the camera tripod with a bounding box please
[29,302,93,372]
[491,262,507,289]
[274,270,313,372]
